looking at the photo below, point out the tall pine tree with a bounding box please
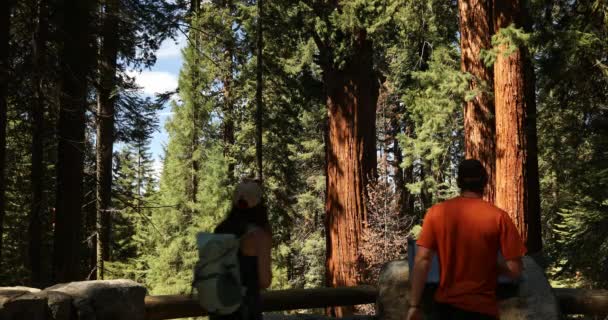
[96,0,120,280]
[0,0,11,268]
[53,0,94,282]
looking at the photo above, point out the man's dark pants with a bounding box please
[435,303,497,320]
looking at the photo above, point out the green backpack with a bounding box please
[193,232,244,314]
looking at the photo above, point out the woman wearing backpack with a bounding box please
[213,179,273,320]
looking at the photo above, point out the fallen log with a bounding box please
[554,287,608,316]
[144,286,608,320]
[145,285,377,320]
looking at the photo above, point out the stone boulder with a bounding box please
[263,313,375,320]
[498,256,561,320]
[376,257,561,320]
[376,260,409,320]
[0,287,46,320]
[38,291,74,320]
[44,279,146,320]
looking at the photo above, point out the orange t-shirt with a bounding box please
[417,197,526,316]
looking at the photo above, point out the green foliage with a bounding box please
[398,46,465,213]
[0,0,186,285]
[105,139,159,282]
[408,225,422,240]
[285,0,410,70]
[480,24,531,67]
[0,109,35,285]
[372,0,462,217]
[532,0,608,287]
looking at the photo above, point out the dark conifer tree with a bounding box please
[53,0,94,282]
[0,0,11,268]
[96,0,120,280]
[29,0,49,287]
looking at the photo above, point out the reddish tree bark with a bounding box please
[459,0,496,203]
[322,30,378,317]
[53,0,93,282]
[96,0,119,280]
[493,0,542,253]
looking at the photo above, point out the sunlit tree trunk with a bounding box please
[459,0,496,203]
[322,29,378,317]
[53,0,93,282]
[96,0,119,280]
[493,0,542,253]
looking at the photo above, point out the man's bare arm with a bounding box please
[409,246,434,308]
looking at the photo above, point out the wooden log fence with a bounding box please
[145,286,377,320]
[144,285,608,320]
[553,287,608,316]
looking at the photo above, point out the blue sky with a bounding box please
[127,34,187,174]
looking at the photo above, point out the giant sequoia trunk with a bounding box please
[0,0,10,267]
[459,0,496,202]
[493,0,542,253]
[96,0,119,280]
[29,0,48,287]
[53,0,92,282]
[323,30,378,317]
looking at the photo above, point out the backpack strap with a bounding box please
[240,224,261,240]
[238,225,262,256]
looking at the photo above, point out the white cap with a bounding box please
[233,180,262,209]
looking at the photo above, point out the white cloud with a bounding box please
[126,70,178,96]
[158,111,175,117]
[152,158,164,179]
[155,34,187,59]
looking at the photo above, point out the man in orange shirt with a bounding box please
[406,159,527,320]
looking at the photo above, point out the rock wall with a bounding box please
[498,257,561,320]
[0,280,145,320]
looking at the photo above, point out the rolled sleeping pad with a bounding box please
[407,238,515,284]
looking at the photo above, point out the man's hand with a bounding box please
[408,246,434,320]
[498,257,523,279]
[406,307,423,320]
